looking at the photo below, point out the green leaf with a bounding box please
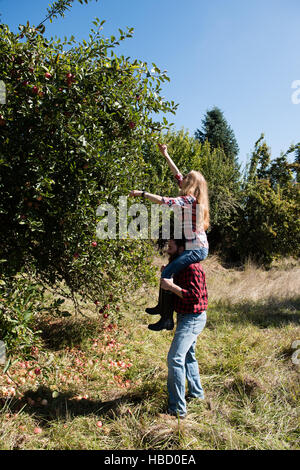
[3,358,11,374]
[61,311,72,317]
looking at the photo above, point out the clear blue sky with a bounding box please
[1,0,299,167]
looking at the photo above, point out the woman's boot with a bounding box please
[145,287,163,315]
[148,290,174,331]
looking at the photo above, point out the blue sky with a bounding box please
[1,0,299,167]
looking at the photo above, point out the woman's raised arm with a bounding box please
[158,144,181,178]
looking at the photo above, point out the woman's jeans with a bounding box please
[161,248,208,279]
[167,311,207,416]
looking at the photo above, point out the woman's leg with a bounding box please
[146,248,208,331]
[148,288,174,331]
[167,313,206,417]
[161,248,208,279]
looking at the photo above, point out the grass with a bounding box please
[0,255,299,450]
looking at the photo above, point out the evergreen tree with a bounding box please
[294,143,300,182]
[248,134,271,182]
[195,106,239,165]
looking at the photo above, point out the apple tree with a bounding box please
[0,2,177,352]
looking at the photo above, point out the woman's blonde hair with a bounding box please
[179,170,210,231]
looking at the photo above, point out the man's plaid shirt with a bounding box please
[173,263,208,314]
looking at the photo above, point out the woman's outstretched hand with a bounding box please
[129,190,142,197]
[158,143,168,156]
[158,142,180,177]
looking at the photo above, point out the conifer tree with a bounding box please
[195,106,239,166]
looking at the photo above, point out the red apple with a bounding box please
[45,72,51,79]
[34,368,41,375]
[34,427,42,434]
[92,241,97,247]
[66,73,75,87]
[32,86,39,95]
[129,121,136,129]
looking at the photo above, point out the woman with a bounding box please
[129,143,210,331]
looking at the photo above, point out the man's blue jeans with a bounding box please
[161,248,208,279]
[167,311,207,416]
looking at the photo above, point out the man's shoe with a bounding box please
[186,394,205,402]
[148,317,174,331]
[167,409,187,419]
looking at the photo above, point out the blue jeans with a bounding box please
[167,311,207,416]
[161,248,208,279]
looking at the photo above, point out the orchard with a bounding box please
[0,0,299,357]
[0,0,177,353]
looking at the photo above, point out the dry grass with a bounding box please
[203,255,300,303]
[0,255,299,450]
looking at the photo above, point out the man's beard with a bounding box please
[169,251,180,263]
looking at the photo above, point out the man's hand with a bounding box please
[129,190,142,197]
[160,278,174,291]
[161,277,183,298]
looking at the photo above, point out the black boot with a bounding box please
[147,316,174,331]
[145,287,163,315]
[148,290,174,331]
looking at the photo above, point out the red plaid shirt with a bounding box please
[161,173,209,250]
[173,263,208,314]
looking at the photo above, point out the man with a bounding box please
[151,238,208,419]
